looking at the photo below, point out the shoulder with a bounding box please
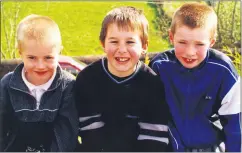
[138,62,165,86]
[208,48,233,65]
[53,66,76,92]
[149,49,176,66]
[139,62,157,76]
[207,48,238,79]
[0,72,13,87]
[76,59,102,81]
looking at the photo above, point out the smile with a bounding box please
[115,57,129,62]
[182,57,196,64]
[35,71,47,75]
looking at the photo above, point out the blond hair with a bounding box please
[170,2,217,40]
[16,14,62,49]
[99,6,149,46]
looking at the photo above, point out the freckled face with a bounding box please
[102,23,147,77]
[169,26,215,69]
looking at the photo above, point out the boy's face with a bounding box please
[169,25,215,69]
[102,23,147,77]
[19,39,61,85]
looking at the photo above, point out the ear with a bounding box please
[142,42,148,55]
[19,50,22,56]
[100,41,106,53]
[16,43,22,56]
[209,38,216,47]
[168,30,174,45]
[59,45,63,54]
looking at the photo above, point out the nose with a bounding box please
[186,45,196,58]
[118,43,127,53]
[36,59,45,69]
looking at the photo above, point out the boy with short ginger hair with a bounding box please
[149,2,241,152]
[74,6,171,151]
[0,14,78,151]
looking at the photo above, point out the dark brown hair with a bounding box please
[99,6,149,46]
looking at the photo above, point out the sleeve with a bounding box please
[50,80,79,152]
[136,77,172,151]
[0,74,11,152]
[148,57,160,76]
[74,69,104,151]
[218,70,241,152]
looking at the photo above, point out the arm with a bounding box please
[0,74,11,151]
[74,70,104,151]
[137,77,171,151]
[218,77,241,152]
[50,81,79,152]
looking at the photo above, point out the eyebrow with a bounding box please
[108,37,136,40]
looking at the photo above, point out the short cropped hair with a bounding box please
[16,14,62,49]
[170,2,217,40]
[99,6,149,46]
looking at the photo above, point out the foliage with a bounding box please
[150,1,241,49]
[1,1,170,59]
[150,1,241,73]
[212,1,240,49]
[222,46,241,75]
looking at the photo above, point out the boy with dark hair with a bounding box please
[74,6,171,152]
[149,2,241,152]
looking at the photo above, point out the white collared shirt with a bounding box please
[22,68,56,109]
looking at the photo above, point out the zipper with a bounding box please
[168,128,179,150]
[11,87,56,110]
[12,87,41,110]
[186,71,191,146]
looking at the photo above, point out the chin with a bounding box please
[183,64,198,69]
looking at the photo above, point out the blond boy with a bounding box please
[0,14,78,151]
[149,2,241,152]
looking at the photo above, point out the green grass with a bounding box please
[1,1,170,59]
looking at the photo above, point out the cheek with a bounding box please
[48,60,58,69]
[130,44,143,55]
[130,51,140,60]
[174,45,185,56]
[23,61,34,70]
[197,49,207,60]
[105,46,116,55]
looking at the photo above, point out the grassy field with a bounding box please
[1,1,171,59]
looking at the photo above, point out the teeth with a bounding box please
[186,59,192,62]
[117,57,128,62]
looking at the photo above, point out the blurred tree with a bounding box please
[1,2,21,59]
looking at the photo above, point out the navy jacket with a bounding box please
[149,48,241,151]
[0,63,78,152]
[74,58,172,151]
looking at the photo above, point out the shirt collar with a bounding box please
[21,68,57,92]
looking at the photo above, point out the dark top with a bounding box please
[74,58,171,152]
[0,63,78,152]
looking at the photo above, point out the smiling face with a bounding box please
[19,39,61,85]
[169,25,215,69]
[102,23,147,77]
